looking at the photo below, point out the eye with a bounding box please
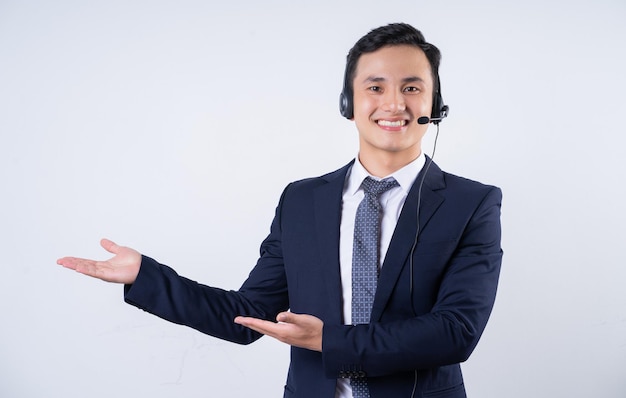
[403,86,419,93]
[368,86,382,93]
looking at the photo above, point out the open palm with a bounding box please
[57,238,142,284]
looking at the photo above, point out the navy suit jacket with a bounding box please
[124,159,503,397]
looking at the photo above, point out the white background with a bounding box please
[1,1,625,397]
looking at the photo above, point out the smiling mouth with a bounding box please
[377,119,408,127]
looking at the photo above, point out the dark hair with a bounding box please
[344,23,442,102]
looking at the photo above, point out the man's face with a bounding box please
[352,45,434,168]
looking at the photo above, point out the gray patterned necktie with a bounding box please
[350,176,399,398]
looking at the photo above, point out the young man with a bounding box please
[58,23,502,398]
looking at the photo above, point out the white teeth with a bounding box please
[377,120,406,127]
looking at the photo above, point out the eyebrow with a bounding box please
[362,75,426,85]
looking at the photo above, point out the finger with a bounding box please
[234,316,280,336]
[276,311,297,323]
[57,256,94,270]
[234,315,252,328]
[56,257,73,268]
[58,257,108,280]
[234,316,266,329]
[277,312,318,327]
[100,238,119,255]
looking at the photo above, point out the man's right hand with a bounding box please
[57,239,141,284]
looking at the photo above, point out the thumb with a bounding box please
[100,238,120,255]
[276,311,295,323]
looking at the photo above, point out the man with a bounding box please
[58,23,502,398]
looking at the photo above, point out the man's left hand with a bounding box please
[234,312,323,352]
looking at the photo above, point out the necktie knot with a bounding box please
[361,176,398,198]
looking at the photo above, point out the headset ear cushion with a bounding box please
[431,92,443,119]
[339,90,353,119]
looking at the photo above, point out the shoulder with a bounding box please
[270,162,354,213]
[438,170,503,213]
[425,160,501,199]
[444,171,501,195]
[285,161,353,191]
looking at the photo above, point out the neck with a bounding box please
[358,150,422,178]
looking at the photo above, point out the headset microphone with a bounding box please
[417,105,449,125]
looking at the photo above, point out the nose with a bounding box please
[382,90,406,113]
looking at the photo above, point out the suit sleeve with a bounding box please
[123,187,291,345]
[321,186,503,378]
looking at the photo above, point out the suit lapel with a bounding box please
[371,159,446,322]
[313,162,353,324]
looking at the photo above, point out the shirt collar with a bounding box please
[344,153,426,196]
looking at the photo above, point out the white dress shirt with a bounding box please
[335,153,425,398]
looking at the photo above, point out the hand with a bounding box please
[57,238,142,284]
[234,312,323,352]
